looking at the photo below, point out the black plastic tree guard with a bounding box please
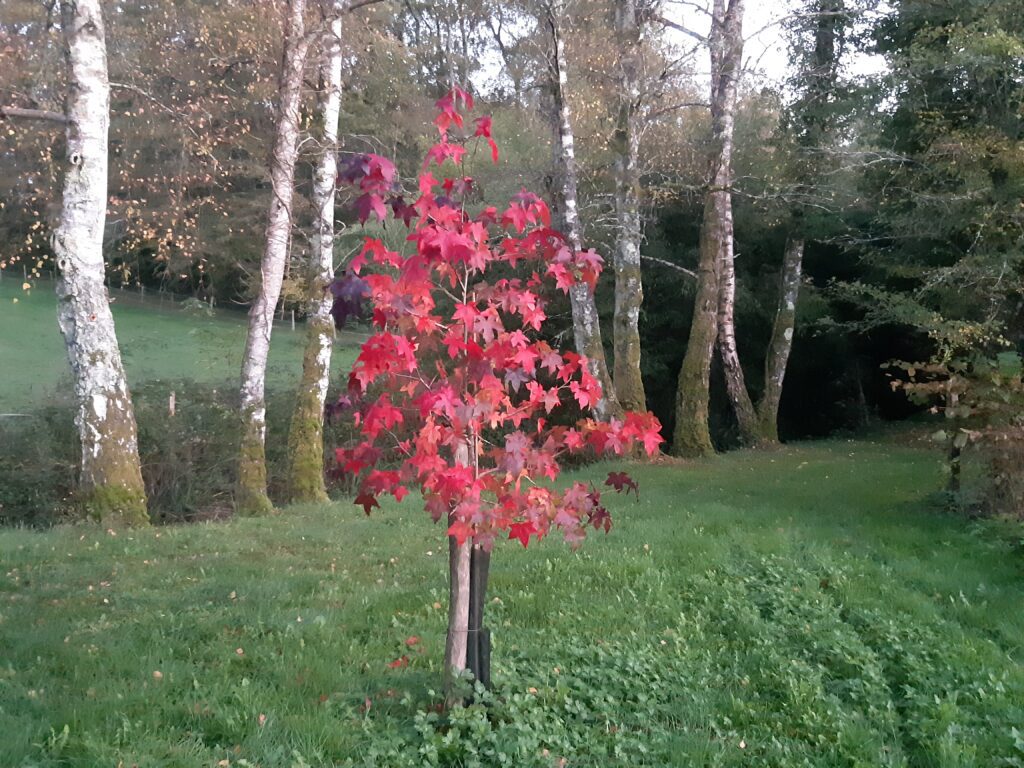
[466,544,491,689]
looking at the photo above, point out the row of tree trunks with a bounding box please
[286,0,345,504]
[54,0,148,524]
[236,0,312,516]
[546,0,620,421]
[611,0,647,413]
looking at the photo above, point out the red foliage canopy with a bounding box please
[333,90,663,550]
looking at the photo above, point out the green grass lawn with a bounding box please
[1,438,1022,767]
[0,279,361,411]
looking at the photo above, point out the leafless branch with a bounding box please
[0,106,67,124]
[645,11,707,43]
[641,254,697,279]
[646,101,710,120]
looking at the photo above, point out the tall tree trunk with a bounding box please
[546,0,620,421]
[54,0,147,525]
[672,196,721,457]
[672,0,744,457]
[755,237,803,442]
[237,0,311,516]
[286,1,343,504]
[717,222,758,442]
[611,0,646,413]
[747,0,845,445]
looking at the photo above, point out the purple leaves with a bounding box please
[329,273,369,329]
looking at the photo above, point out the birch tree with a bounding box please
[53,0,148,524]
[754,0,847,443]
[672,0,744,456]
[236,0,312,516]
[610,0,647,412]
[286,0,345,503]
[712,0,847,445]
[545,0,620,420]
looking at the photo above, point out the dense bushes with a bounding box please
[0,381,356,526]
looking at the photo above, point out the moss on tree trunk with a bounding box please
[286,317,333,504]
[236,408,274,516]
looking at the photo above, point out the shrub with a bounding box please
[0,380,357,526]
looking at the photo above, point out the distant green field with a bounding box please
[0,279,362,410]
[1,438,1022,766]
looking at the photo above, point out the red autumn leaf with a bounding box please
[473,115,492,137]
[354,193,388,224]
[508,521,536,548]
[355,493,380,516]
[605,471,639,499]
[405,635,421,647]
[447,519,474,546]
[387,655,410,669]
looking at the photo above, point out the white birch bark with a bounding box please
[237,0,312,515]
[53,0,147,524]
[286,0,344,503]
[756,237,803,442]
[611,0,647,413]
[546,0,620,420]
[707,0,758,445]
[673,0,744,456]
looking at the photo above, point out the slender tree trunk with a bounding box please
[946,386,962,493]
[237,0,311,516]
[286,1,344,504]
[672,196,721,457]
[750,0,845,444]
[710,0,754,444]
[54,0,147,525]
[717,220,758,442]
[672,0,744,457]
[546,0,620,420]
[444,439,473,706]
[755,237,803,443]
[611,0,646,413]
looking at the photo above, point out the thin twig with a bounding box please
[641,254,697,279]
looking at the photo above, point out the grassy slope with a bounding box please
[1,438,1022,767]
[0,280,361,410]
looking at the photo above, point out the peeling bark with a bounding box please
[756,238,803,443]
[54,0,147,525]
[717,217,758,443]
[546,0,620,421]
[673,0,744,457]
[237,0,311,516]
[286,1,344,504]
[611,0,647,413]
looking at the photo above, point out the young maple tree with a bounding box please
[332,88,663,701]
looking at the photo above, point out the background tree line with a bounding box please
[1,0,1021,525]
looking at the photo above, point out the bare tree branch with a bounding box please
[644,11,707,43]
[641,254,697,278]
[646,100,710,120]
[0,106,67,123]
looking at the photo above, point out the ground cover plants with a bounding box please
[2,437,1022,767]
